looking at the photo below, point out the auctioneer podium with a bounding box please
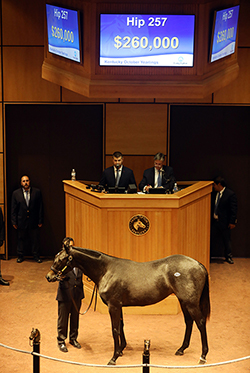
[63,180,213,315]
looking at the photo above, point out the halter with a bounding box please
[50,254,73,281]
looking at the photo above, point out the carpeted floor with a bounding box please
[0,257,249,373]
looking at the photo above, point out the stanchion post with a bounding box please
[29,328,41,373]
[142,339,150,373]
[33,339,40,373]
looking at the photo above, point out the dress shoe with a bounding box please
[34,257,42,263]
[69,340,81,349]
[226,257,234,264]
[58,343,68,352]
[17,257,24,263]
[0,277,9,286]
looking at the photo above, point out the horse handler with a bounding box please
[56,237,84,352]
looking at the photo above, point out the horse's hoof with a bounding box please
[199,357,207,364]
[175,350,184,356]
[107,359,116,365]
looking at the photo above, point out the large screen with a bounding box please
[210,5,240,63]
[100,14,195,67]
[46,4,81,63]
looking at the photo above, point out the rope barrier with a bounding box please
[1,342,250,369]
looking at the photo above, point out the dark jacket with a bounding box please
[211,187,237,229]
[139,165,175,192]
[11,187,43,229]
[56,269,84,302]
[99,166,136,190]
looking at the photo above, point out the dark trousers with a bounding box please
[57,299,81,344]
[17,228,40,258]
[211,219,233,259]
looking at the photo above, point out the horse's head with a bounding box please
[46,238,74,282]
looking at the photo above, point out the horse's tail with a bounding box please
[200,272,211,320]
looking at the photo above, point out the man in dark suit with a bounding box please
[11,175,43,263]
[99,151,136,191]
[210,176,237,264]
[139,152,175,193]
[57,237,84,352]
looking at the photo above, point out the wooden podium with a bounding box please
[63,180,213,315]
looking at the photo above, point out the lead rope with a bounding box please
[70,283,98,316]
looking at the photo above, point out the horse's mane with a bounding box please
[71,246,131,262]
[71,246,102,258]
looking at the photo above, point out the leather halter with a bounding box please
[50,254,73,280]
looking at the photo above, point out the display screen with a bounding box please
[46,4,81,63]
[210,5,240,63]
[100,14,195,67]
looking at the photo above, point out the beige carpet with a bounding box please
[0,257,249,373]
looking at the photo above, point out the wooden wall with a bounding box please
[0,0,250,258]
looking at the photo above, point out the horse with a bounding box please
[46,239,210,365]
[133,219,146,230]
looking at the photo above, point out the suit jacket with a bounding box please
[139,165,175,192]
[11,187,43,229]
[211,187,237,229]
[56,269,85,302]
[99,166,136,190]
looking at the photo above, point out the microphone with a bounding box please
[115,164,120,169]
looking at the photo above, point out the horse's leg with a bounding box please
[175,304,194,356]
[194,317,209,364]
[107,304,122,365]
[177,302,209,364]
[118,308,127,355]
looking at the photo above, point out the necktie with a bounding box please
[115,169,120,187]
[214,193,221,215]
[25,191,29,206]
[157,170,162,187]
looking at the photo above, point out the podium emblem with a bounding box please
[129,215,150,236]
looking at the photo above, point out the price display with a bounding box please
[210,5,240,62]
[100,14,195,67]
[46,4,81,63]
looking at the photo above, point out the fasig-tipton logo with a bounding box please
[129,214,150,236]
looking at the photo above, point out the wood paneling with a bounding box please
[62,87,118,103]
[3,47,60,102]
[238,0,250,47]
[156,95,213,104]
[64,180,212,314]
[64,180,212,267]
[0,105,2,153]
[120,98,154,103]
[213,49,250,104]
[106,104,167,155]
[0,155,4,204]
[2,0,44,46]
[0,205,5,255]
[0,51,2,102]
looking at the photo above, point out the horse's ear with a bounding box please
[63,237,74,253]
